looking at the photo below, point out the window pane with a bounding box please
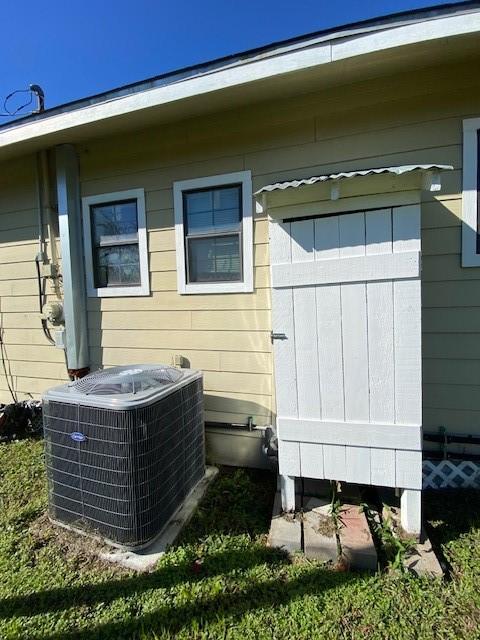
[188,235,241,282]
[184,191,214,232]
[91,201,138,246]
[213,187,241,229]
[185,186,241,234]
[94,244,140,288]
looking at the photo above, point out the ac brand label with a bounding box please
[70,432,87,442]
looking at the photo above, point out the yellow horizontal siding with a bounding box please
[423,282,480,308]
[423,334,480,360]
[88,310,191,330]
[4,344,66,363]
[204,371,271,395]
[0,261,37,280]
[423,308,480,333]
[88,329,271,353]
[0,161,74,401]
[1,297,40,313]
[423,358,480,386]
[424,384,480,412]
[90,346,221,371]
[424,408,480,434]
[191,310,270,331]
[0,375,63,396]
[7,360,67,380]
[86,288,271,311]
[90,346,271,375]
[219,351,271,374]
[0,279,38,297]
[0,61,480,433]
[422,227,461,256]
[421,199,462,229]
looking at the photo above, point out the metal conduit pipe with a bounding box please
[35,153,46,257]
[34,152,55,346]
[40,150,63,299]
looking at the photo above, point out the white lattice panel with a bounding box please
[422,459,480,489]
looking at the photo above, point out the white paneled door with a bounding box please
[270,205,423,533]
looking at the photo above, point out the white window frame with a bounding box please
[462,117,480,267]
[81,188,150,297]
[173,170,253,294]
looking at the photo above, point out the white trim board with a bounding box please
[1,11,479,154]
[462,117,480,267]
[173,171,253,295]
[271,251,420,288]
[277,418,422,451]
[277,440,423,489]
[81,188,150,298]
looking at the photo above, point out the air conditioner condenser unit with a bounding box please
[42,364,204,549]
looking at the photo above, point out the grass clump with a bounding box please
[0,439,480,639]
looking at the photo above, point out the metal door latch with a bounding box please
[271,331,287,343]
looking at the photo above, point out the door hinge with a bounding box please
[271,331,287,343]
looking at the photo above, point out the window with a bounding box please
[82,189,150,297]
[462,117,480,267]
[174,171,253,294]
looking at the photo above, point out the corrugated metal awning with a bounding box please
[254,164,454,195]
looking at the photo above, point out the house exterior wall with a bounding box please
[0,156,67,397]
[0,58,480,440]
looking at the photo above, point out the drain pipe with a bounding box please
[55,144,89,378]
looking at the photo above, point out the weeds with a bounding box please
[362,502,417,571]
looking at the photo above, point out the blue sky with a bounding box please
[0,0,465,119]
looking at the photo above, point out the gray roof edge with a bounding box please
[1,1,478,133]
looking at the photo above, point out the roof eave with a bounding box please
[1,7,479,159]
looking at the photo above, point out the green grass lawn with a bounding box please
[1,439,480,639]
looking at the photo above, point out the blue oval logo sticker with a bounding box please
[70,432,87,442]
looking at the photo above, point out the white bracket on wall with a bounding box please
[422,170,442,192]
[330,182,340,200]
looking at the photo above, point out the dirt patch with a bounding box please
[315,513,336,538]
[29,512,132,575]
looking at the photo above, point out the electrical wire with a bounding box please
[0,88,34,117]
[0,309,18,403]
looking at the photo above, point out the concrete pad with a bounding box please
[339,504,378,571]
[383,506,443,578]
[404,537,444,578]
[100,466,218,572]
[267,492,302,554]
[303,497,338,563]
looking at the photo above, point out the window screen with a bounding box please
[183,185,242,283]
[90,200,141,288]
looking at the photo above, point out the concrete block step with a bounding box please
[303,497,338,563]
[267,492,302,554]
[339,504,378,571]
